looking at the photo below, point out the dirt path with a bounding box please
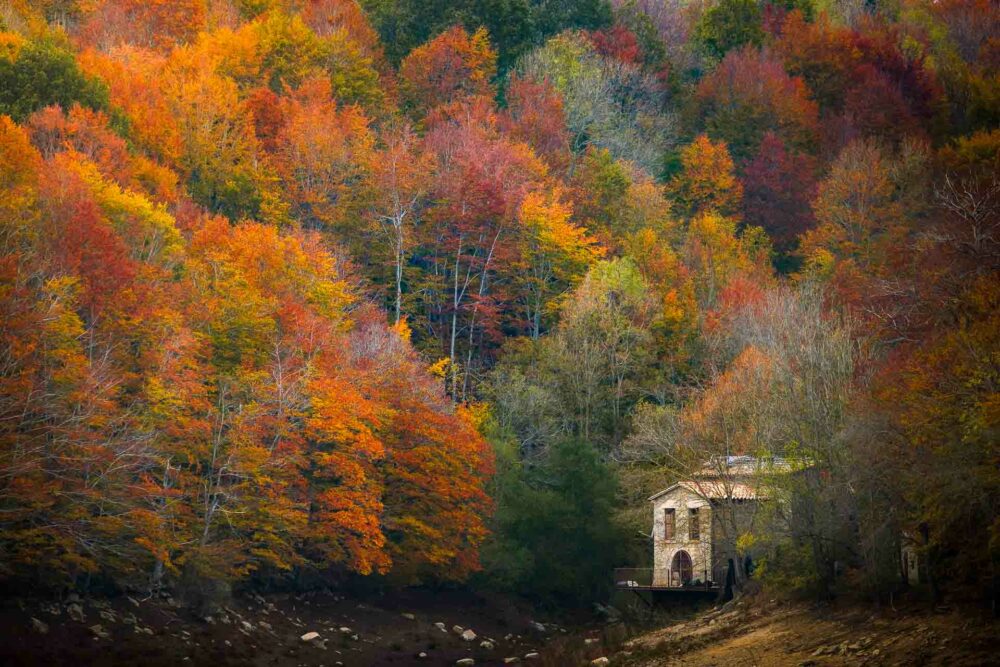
[616,597,998,667]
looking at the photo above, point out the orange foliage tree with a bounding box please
[399,26,497,119]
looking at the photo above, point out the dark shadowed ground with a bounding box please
[0,588,617,666]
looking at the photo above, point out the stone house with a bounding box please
[648,457,782,588]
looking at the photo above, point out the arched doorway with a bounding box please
[671,550,693,587]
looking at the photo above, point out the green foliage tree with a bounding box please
[362,0,612,70]
[0,37,109,121]
[482,436,623,604]
[695,0,764,61]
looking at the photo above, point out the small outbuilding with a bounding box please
[647,456,786,589]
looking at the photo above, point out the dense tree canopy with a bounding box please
[0,0,996,610]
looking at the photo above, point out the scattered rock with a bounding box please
[417,652,427,659]
[127,596,140,607]
[401,613,416,620]
[456,659,475,666]
[585,638,599,645]
[301,632,321,642]
[591,659,610,667]
[528,621,546,633]
[524,653,540,660]
[461,629,477,641]
[99,609,117,623]
[452,625,464,634]
[339,627,352,634]
[67,593,81,603]
[31,617,49,634]
[259,621,272,631]
[89,624,110,639]
[480,640,494,650]
[67,603,85,623]
[435,622,447,632]
[503,659,520,665]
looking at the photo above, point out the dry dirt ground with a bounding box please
[2,590,996,666]
[615,596,999,667]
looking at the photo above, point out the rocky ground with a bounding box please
[614,595,998,666]
[0,588,619,666]
[3,589,995,666]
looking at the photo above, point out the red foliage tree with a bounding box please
[741,132,817,254]
[500,75,572,172]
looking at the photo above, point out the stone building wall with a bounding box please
[651,487,713,586]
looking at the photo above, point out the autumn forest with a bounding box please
[0,0,997,621]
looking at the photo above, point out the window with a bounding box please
[664,508,675,540]
[689,508,700,540]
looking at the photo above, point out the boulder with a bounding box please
[524,653,540,660]
[585,638,599,645]
[453,625,464,634]
[456,660,475,666]
[480,640,494,650]
[67,603,85,623]
[591,659,610,666]
[401,613,416,620]
[503,659,520,665]
[301,631,321,642]
[417,652,427,659]
[89,624,110,639]
[31,617,49,634]
[339,626,352,634]
[461,629,477,641]
[528,621,546,633]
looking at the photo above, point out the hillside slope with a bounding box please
[617,597,997,667]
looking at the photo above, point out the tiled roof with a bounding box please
[648,479,764,502]
[679,480,761,500]
[696,456,793,477]
[648,457,807,502]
